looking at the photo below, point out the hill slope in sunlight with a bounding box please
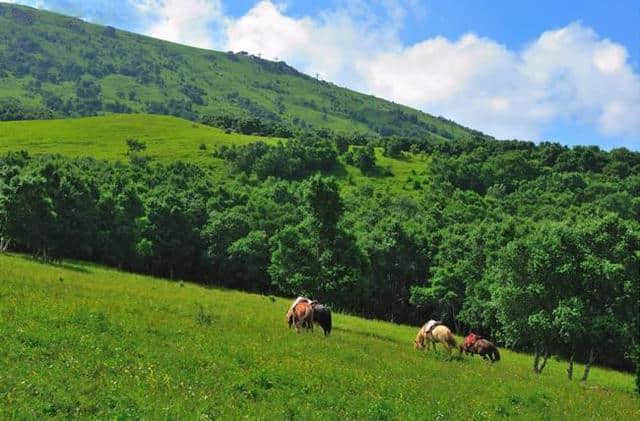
[0,2,485,141]
[0,113,432,194]
[0,253,637,419]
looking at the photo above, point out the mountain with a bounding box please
[0,2,486,140]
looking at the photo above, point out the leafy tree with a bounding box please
[491,222,578,373]
[354,145,376,173]
[303,175,342,243]
[3,159,58,260]
[126,138,147,154]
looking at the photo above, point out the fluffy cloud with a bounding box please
[131,0,226,49]
[225,1,398,87]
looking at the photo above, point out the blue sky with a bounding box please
[8,0,640,150]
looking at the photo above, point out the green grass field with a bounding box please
[0,114,431,195]
[0,114,276,165]
[1,253,637,419]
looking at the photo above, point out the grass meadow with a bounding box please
[0,114,431,195]
[0,114,275,166]
[1,253,637,419]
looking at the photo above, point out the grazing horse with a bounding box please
[460,333,501,362]
[311,303,332,336]
[461,332,482,355]
[286,299,314,333]
[287,297,311,328]
[468,339,501,362]
[414,321,459,359]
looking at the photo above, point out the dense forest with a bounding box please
[1,125,638,386]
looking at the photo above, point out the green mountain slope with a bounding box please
[0,2,483,140]
[1,253,637,419]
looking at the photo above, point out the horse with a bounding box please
[414,321,460,359]
[286,299,314,333]
[311,303,332,336]
[466,339,501,362]
[460,333,501,362]
[460,332,482,355]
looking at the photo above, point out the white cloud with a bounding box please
[593,43,626,74]
[130,0,226,49]
[225,1,397,86]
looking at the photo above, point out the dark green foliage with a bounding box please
[353,145,377,173]
[201,113,294,137]
[0,97,55,121]
[215,136,337,180]
[126,138,147,154]
[181,83,206,105]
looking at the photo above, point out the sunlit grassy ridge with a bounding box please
[0,114,431,194]
[0,253,637,419]
[0,114,276,165]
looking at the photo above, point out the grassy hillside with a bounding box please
[0,114,276,165]
[0,114,432,194]
[0,253,637,419]
[0,2,482,140]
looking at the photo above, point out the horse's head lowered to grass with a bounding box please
[312,303,332,336]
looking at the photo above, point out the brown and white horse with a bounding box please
[414,321,460,359]
[286,297,314,333]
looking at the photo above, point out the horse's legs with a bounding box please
[305,309,313,332]
[294,317,302,333]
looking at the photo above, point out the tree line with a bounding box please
[0,130,638,390]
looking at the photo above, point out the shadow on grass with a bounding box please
[361,165,394,178]
[333,326,406,345]
[384,152,414,162]
[327,162,349,178]
[18,255,91,273]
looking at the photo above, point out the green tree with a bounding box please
[354,145,376,173]
[303,174,342,244]
[492,222,578,373]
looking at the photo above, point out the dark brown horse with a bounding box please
[460,333,500,362]
[311,303,332,336]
